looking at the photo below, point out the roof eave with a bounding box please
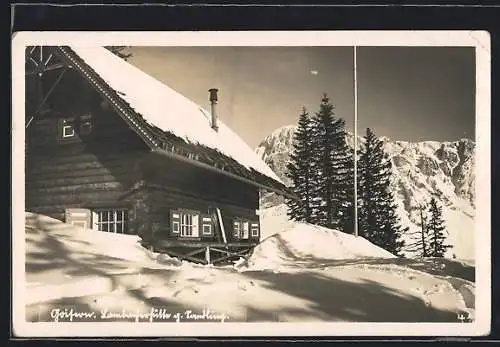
[151,148,295,199]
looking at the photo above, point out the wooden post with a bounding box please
[205,246,211,265]
[216,208,228,244]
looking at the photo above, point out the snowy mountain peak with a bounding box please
[255,126,476,260]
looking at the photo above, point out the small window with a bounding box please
[62,124,75,138]
[172,221,180,233]
[233,220,241,238]
[201,216,213,236]
[251,222,260,237]
[94,209,129,234]
[171,210,200,238]
[59,118,77,141]
[242,221,249,239]
[202,224,212,235]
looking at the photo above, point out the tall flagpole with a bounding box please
[353,45,359,238]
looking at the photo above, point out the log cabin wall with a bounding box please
[137,154,260,244]
[25,69,150,222]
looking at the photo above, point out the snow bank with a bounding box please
[25,212,181,268]
[248,207,395,271]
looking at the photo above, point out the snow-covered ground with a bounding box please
[23,209,475,324]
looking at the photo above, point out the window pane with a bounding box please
[203,225,212,235]
[94,209,129,234]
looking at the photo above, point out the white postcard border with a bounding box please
[11,30,491,337]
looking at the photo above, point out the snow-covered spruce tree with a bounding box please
[310,94,354,232]
[427,197,452,257]
[285,107,316,223]
[357,128,406,256]
[335,128,355,234]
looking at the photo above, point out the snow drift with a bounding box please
[25,212,183,279]
[248,204,395,271]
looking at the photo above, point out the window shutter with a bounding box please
[201,215,213,237]
[192,214,200,237]
[250,221,260,238]
[233,219,241,238]
[242,221,249,239]
[170,210,180,234]
[92,211,99,231]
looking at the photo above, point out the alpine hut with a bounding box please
[24,46,291,265]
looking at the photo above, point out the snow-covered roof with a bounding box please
[62,46,286,192]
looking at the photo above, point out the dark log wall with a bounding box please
[25,69,149,221]
[135,184,259,244]
[136,153,260,243]
[141,152,260,210]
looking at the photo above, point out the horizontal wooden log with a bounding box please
[26,173,138,189]
[156,239,257,248]
[26,189,130,207]
[27,151,146,170]
[28,181,123,195]
[145,185,258,214]
[26,165,140,182]
[27,138,147,156]
[27,162,141,178]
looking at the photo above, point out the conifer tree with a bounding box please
[311,94,354,232]
[406,203,431,258]
[285,107,316,223]
[427,197,452,257]
[357,128,406,256]
[336,132,356,234]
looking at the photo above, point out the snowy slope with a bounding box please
[255,125,476,260]
[249,206,395,271]
[70,46,281,183]
[24,211,474,324]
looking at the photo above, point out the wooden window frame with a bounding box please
[202,224,212,236]
[251,222,260,237]
[94,208,129,234]
[233,219,259,239]
[233,219,241,238]
[201,216,213,236]
[172,221,180,233]
[62,124,75,138]
[171,209,200,238]
[242,220,249,239]
[58,115,93,142]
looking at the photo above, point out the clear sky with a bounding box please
[127,46,475,148]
